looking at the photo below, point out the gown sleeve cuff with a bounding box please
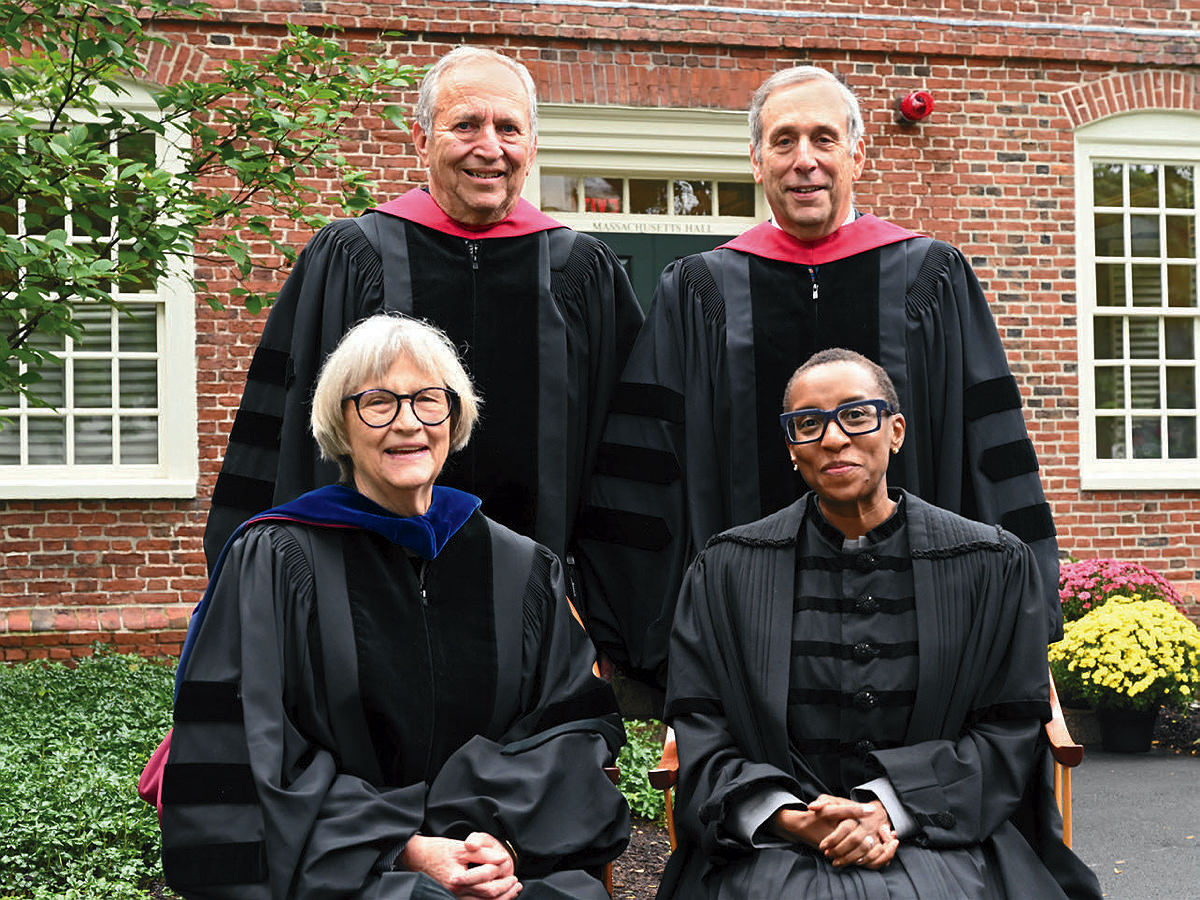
[379,837,409,873]
[729,787,807,847]
[852,777,917,839]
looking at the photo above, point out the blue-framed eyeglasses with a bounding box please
[343,387,458,428]
[780,399,894,445]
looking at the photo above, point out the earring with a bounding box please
[891,447,899,455]
[792,461,799,471]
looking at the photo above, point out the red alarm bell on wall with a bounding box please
[898,90,935,123]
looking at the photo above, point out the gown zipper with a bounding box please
[465,239,480,489]
[416,559,438,780]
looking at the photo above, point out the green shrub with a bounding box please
[0,649,671,895]
[617,718,668,823]
[0,649,176,899]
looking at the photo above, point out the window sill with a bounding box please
[1079,464,1200,492]
[0,472,198,500]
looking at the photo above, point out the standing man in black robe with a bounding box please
[578,65,1060,685]
[205,46,644,581]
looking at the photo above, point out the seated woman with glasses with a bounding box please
[655,348,1099,899]
[161,313,629,900]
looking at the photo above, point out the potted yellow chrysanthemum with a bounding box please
[1049,595,1200,752]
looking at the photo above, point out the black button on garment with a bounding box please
[934,812,957,829]
[855,553,877,572]
[852,641,877,661]
[853,690,877,710]
[856,595,879,614]
[854,739,876,756]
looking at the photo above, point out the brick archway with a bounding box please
[1060,70,1200,129]
[140,39,212,86]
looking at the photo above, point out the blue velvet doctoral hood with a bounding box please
[176,483,481,695]
[260,483,481,560]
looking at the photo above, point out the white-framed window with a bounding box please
[539,172,757,220]
[1075,111,1200,491]
[526,104,765,234]
[0,82,197,499]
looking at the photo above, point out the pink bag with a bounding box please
[138,728,172,819]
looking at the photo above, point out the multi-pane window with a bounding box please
[0,302,163,467]
[1090,162,1196,462]
[540,173,757,220]
[1077,112,1200,489]
[0,94,196,499]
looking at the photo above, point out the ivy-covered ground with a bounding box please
[0,651,174,900]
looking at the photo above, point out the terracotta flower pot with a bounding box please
[1095,705,1159,753]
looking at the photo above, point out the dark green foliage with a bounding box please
[1,650,671,893]
[617,718,667,823]
[0,649,177,898]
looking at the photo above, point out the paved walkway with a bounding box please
[1070,748,1200,898]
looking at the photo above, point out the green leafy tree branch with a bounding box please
[0,0,417,406]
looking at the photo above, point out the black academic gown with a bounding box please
[164,485,630,899]
[657,492,1099,900]
[205,190,643,574]
[577,216,1060,681]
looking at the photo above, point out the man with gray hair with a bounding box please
[205,46,643,581]
[578,65,1060,685]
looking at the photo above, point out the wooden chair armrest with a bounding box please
[604,765,620,785]
[1047,670,1084,768]
[648,727,678,790]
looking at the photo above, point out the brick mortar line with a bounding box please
[468,0,1200,40]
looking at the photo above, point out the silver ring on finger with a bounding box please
[864,835,875,849]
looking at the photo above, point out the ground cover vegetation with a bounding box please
[0,651,174,899]
[2,649,1191,897]
[0,651,668,897]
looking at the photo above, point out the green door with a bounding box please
[587,232,741,312]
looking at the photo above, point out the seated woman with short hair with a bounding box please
[161,313,629,899]
[656,348,1099,899]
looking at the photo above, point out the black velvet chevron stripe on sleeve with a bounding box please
[594,442,681,485]
[610,382,685,423]
[963,375,1022,420]
[162,763,258,805]
[1001,503,1057,543]
[245,346,289,386]
[979,439,1040,481]
[161,841,268,889]
[577,506,672,551]
[174,680,243,723]
[211,472,276,513]
[228,410,283,450]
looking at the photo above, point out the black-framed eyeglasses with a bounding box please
[343,387,458,428]
[780,399,894,445]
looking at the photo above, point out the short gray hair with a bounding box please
[783,348,900,413]
[311,314,481,481]
[749,66,863,162]
[415,46,539,136]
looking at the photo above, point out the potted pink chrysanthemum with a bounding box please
[1058,558,1184,623]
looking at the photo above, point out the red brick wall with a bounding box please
[3,1,1199,660]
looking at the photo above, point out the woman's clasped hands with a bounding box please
[771,795,899,870]
[400,831,522,899]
